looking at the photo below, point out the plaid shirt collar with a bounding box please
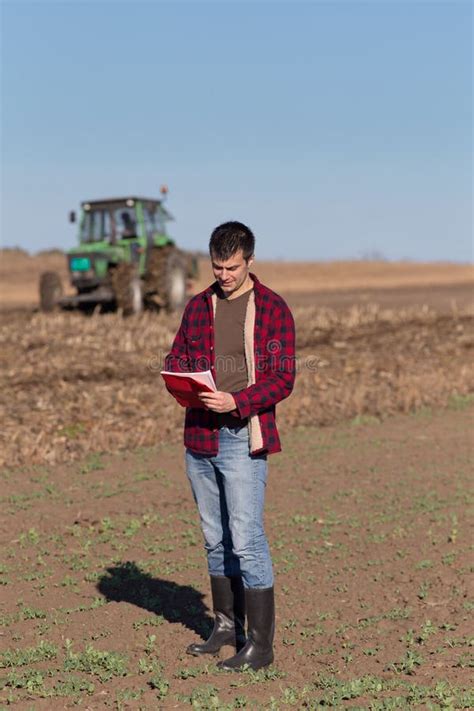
[200,272,264,301]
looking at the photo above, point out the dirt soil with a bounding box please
[1,281,473,470]
[0,249,472,308]
[1,251,472,707]
[0,407,472,709]
[1,251,473,470]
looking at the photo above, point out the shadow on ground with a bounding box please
[97,561,212,638]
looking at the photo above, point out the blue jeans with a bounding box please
[185,424,273,589]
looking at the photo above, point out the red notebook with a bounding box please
[161,370,217,409]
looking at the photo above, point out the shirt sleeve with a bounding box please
[231,301,296,418]
[164,306,190,373]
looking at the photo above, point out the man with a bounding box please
[164,221,296,671]
[120,211,137,238]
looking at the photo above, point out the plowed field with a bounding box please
[0,251,472,708]
[0,252,472,469]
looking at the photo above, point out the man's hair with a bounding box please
[209,221,255,262]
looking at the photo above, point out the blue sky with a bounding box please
[1,0,472,261]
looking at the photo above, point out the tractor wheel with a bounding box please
[111,263,143,316]
[39,271,63,312]
[144,246,187,312]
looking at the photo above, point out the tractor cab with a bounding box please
[76,197,173,245]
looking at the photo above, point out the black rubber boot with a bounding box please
[186,576,246,656]
[217,586,275,671]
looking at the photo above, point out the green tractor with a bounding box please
[39,190,198,315]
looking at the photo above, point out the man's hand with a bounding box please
[198,391,237,413]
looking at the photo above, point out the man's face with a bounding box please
[211,249,254,296]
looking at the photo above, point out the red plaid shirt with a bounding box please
[164,273,296,456]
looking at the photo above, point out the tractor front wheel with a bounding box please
[39,271,63,312]
[111,263,143,316]
[145,246,187,313]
